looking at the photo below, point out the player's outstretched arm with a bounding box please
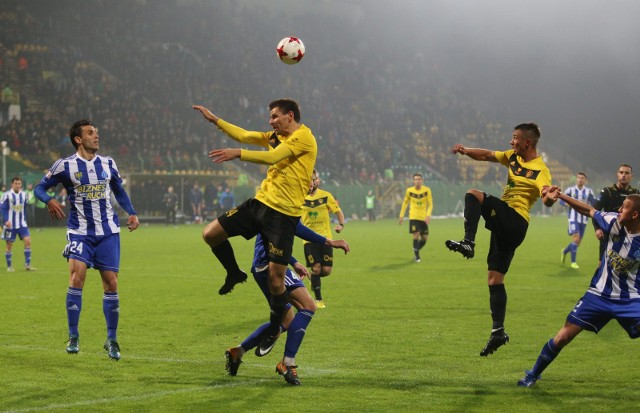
[451,144,497,162]
[192,105,220,125]
[326,238,350,254]
[45,199,65,221]
[208,148,241,163]
[292,261,309,279]
[546,186,594,218]
[541,185,558,207]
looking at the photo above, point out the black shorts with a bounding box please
[304,242,334,267]
[409,219,429,235]
[217,198,299,265]
[481,194,528,274]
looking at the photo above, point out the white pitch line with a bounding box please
[1,380,270,413]
[0,345,338,373]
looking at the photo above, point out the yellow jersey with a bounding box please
[301,189,342,241]
[495,149,552,222]
[399,185,433,220]
[217,120,317,217]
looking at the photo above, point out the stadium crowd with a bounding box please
[0,0,513,193]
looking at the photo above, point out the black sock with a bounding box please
[418,239,426,250]
[311,274,322,300]
[413,239,420,252]
[211,240,240,274]
[489,284,507,331]
[269,291,289,335]
[463,193,481,242]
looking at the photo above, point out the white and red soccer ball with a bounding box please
[276,36,305,65]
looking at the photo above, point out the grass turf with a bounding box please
[0,216,636,412]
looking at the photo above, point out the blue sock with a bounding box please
[240,322,272,351]
[562,244,570,255]
[5,251,12,268]
[24,248,31,266]
[570,242,578,263]
[103,292,119,340]
[531,338,560,376]
[284,310,314,358]
[67,287,83,336]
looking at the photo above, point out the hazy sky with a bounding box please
[355,0,640,179]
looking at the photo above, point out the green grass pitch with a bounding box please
[1,216,637,412]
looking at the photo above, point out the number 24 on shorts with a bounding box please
[63,240,84,257]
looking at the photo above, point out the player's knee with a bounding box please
[202,220,225,246]
[307,300,317,312]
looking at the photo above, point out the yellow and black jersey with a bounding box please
[217,120,317,217]
[495,149,552,222]
[301,189,341,241]
[399,185,433,221]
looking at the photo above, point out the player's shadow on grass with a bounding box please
[368,259,416,272]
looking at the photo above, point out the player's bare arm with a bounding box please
[326,238,350,254]
[541,185,558,207]
[292,262,309,279]
[547,186,594,218]
[46,199,66,220]
[450,144,497,162]
[127,215,140,232]
[192,105,220,125]
[208,148,241,163]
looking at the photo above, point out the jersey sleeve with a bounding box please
[0,193,9,222]
[108,157,137,216]
[283,128,316,158]
[592,211,616,233]
[494,150,510,166]
[425,187,433,216]
[295,220,327,244]
[399,189,410,218]
[34,159,65,203]
[217,120,271,148]
[240,142,293,165]
[326,193,341,214]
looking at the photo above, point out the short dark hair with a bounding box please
[628,194,640,213]
[11,176,22,184]
[269,99,301,123]
[619,163,633,173]
[514,122,541,144]
[413,173,423,179]
[577,171,587,178]
[69,119,95,149]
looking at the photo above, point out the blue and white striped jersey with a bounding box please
[35,154,136,236]
[0,190,28,229]
[561,185,595,225]
[588,211,640,300]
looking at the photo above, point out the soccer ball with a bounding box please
[276,36,305,65]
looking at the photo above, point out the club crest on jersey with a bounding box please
[74,171,83,180]
[101,171,109,179]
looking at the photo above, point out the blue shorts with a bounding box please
[63,233,121,272]
[2,227,30,242]
[568,221,587,237]
[567,292,640,338]
[253,266,305,307]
